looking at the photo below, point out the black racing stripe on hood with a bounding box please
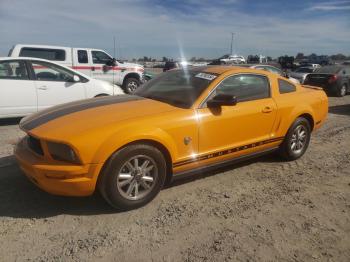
[20,95,144,131]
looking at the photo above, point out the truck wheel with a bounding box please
[98,144,167,210]
[123,78,140,94]
[337,84,347,97]
[279,117,311,161]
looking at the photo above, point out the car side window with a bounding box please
[278,79,296,94]
[31,61,74,82]
[77,50,88,63]
[0,61,29,80]
[91,51,112,64]
[212,74,270,103]
[19,48,66,61]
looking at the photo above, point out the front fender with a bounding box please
[91,126,177,165]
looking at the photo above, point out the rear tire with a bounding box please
[123,78,140,94]
[98,144,167,210]
[279,117,311,161]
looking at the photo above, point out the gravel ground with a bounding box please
[0,96,349,262]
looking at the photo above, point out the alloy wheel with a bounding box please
[290,125,307,154]
[116,155,158,200]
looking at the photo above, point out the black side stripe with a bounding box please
[20,95,144,131]
[173,137,284,167]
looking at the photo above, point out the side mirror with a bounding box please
[106,58,117,66]
[207,94,237,108]
[73,75,80,82]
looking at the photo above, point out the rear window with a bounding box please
[278,79,296,94]
[315,66,342,74]
[19,47,66,61]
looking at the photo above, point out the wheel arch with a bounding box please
[94,93,110,97]
[97,138,174,186]
[297,113,314,131]
[122,73,141,85]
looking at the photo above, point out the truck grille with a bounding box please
[27,135,44,156]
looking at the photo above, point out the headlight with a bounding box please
[47,142,81,164]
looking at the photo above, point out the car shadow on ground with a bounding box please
[0,153,281,219]
[328,104,350,116]
[0,117,22,126]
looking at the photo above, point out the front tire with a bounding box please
[337,84,347,97]
[279,117,311,161]
[98,144,167,210]
[123,78,140,94]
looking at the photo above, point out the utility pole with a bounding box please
[230,32,235,55]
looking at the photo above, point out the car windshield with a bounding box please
[134,69,217,108]
[315,66,342,74]
[295,68,313,73]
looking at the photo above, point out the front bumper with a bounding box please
[14,137,103,196]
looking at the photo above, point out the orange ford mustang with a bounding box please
[15,66,328,209]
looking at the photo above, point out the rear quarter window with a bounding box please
[19,47,66,61]
[278,79,296,94]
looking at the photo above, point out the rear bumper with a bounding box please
[14,137,103,196]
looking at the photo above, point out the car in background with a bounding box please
[9,44,144,93]
[163,61,180,72]
[15,66,328,209]
[290,67,317,84]
[0,57,123,118]
[304,65,350,97]
[298,62,321,69]
[220,54,246,64]
[240,64,300,84]
[300,55,332,66]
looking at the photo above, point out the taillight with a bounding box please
[328,74,338,83]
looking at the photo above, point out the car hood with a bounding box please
[20,95,177,140]
[120,62,143,69]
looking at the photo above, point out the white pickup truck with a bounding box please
[9,44,144,93]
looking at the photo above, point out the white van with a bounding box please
[9,44,144,93]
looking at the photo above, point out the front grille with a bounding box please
[27,135,44,156]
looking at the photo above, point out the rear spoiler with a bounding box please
[302,85,323,90]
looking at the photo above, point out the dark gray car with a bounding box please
[304,66,350,97]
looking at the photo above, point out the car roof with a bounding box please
[0,57,92,79]
[0,56,58,62]
[199,65,274,75]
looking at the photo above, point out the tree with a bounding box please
[190,57,197,62]
[296,53,304,60]
[162,56,169,62]
[330,53,346,60]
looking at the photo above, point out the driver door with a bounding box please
[90,50,119,84]
[197,73,277,165]
[30,61,86,111]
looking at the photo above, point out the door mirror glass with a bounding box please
[207,94,237,108]
[106,58,117,66]
[73,75,80,82]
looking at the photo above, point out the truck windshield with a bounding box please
[134,69,217,108]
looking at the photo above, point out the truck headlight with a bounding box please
[47,142,81,164]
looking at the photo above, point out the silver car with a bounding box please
[290,67,316,84]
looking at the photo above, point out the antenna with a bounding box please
[112,36,116,86]
[113,36,116,58]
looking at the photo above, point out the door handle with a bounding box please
[37,86,48,90]
[91,66,95,71]
[262,106,273,113]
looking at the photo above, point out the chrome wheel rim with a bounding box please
[127,81,138,92]
[117,155,158,200]
[290,125,307,154]
[340,85,346,96]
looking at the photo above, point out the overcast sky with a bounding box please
[0,0,349,59]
